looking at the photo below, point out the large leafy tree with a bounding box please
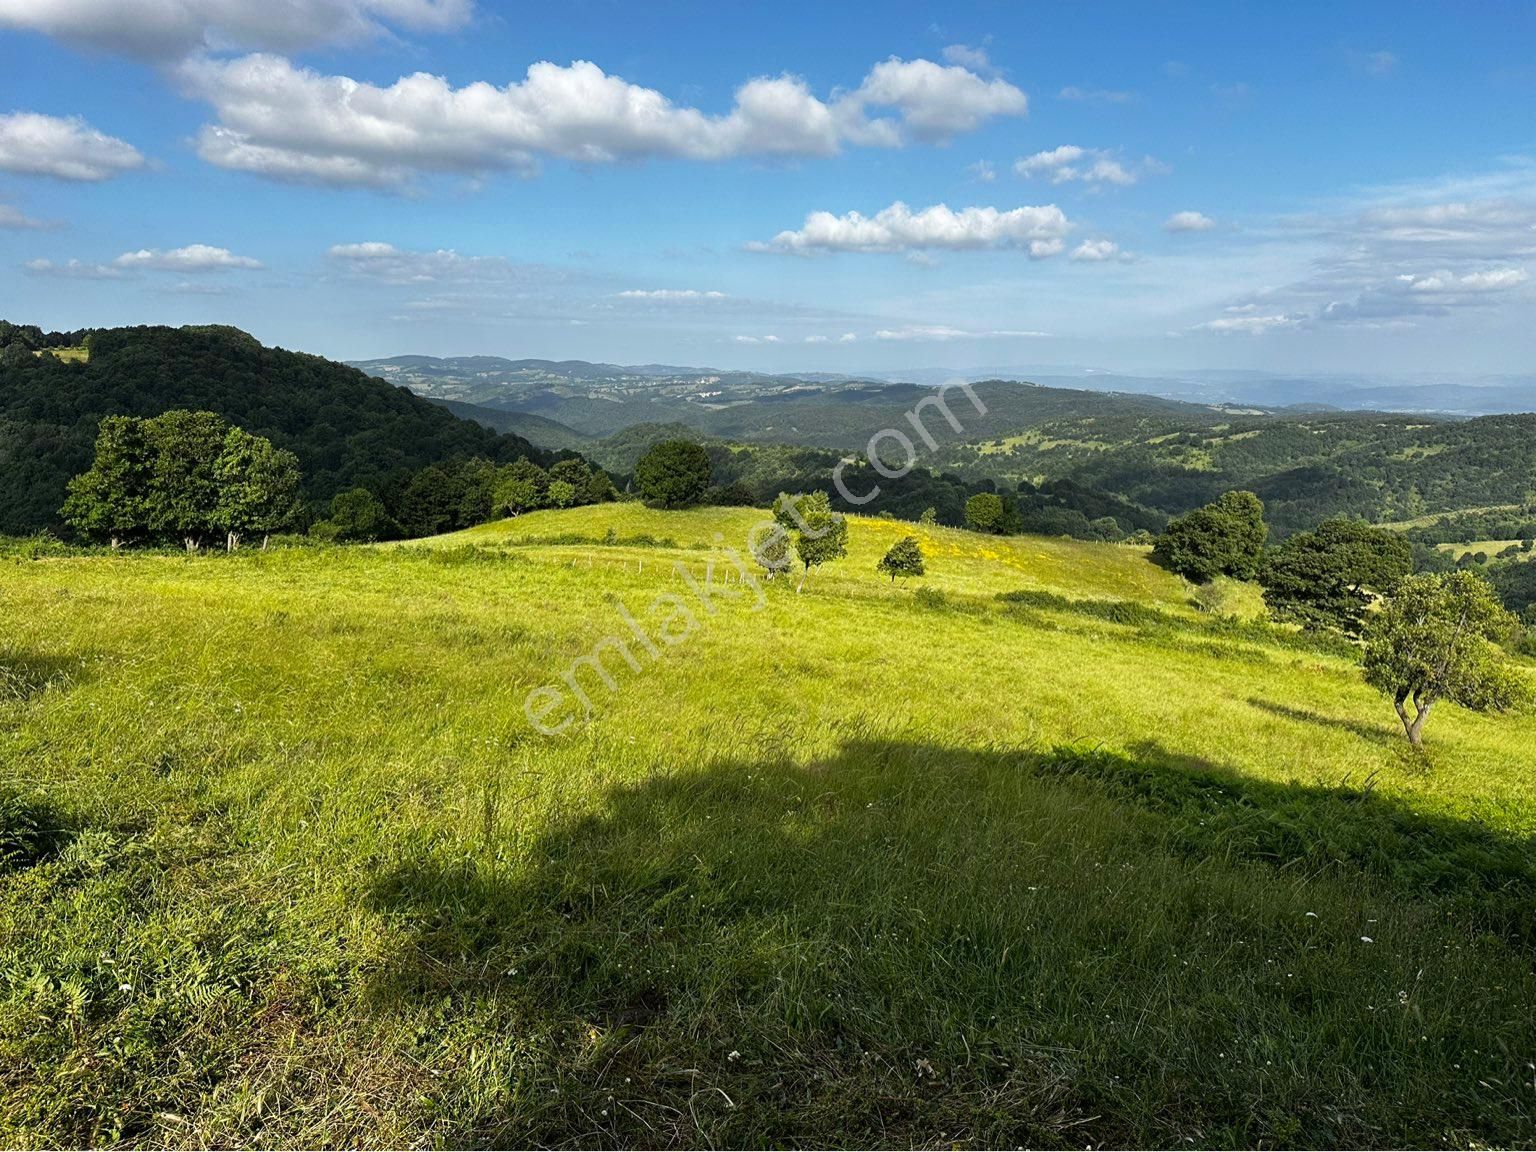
[964,492,1006,534]
[326,487,397,542]
[1154,490,1268,582]
[634,440,712,508]
[214,426,304,549]
[1261,518,1412,635]
[1363,570,1530,746]
[60,416,153,549]
[495,458,550,516]
[143,410,231,552]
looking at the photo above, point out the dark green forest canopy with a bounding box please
[0,322,570,533]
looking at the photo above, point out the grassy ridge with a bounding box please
[2,505,1534,1146]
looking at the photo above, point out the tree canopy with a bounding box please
[1362,570,1530,745]
[1153,491,1268,582]
[62,410,302,549]
[878,536,925,582]
[1261,518,1412,635]
[634,440,712,508]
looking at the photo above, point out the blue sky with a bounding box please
[2,0,1534,375]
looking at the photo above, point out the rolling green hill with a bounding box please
[425,398,595,454]
[0,323,569,535]
[3,503,1534,1146]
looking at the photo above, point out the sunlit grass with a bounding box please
[2,503,1534,1146]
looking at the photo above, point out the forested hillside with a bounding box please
[936,410,1536,532]
[0,323,566,534]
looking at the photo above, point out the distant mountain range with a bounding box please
[858,365,1536,416]
[349,354,1536,420]
[350,355,1247,450]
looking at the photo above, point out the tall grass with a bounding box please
[1,504,1533,1146]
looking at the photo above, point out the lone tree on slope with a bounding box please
[776,490,848,592]
[878,535,925,582]
[1362,570,1530,746]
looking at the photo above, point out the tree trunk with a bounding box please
[1394,689,1433,746]
[109,536,121,551]
[262,535,270,551]
[226,531,241,552]
[797,567,808,593]
[184,537,198,553]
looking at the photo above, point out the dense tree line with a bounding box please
[61,410,302,550]
[591,428,1163,541]
[314,455,618,541]
[0,321,573,535]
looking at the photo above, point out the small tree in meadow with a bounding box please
[776,490,847,591]
[878,535,925,582]
[918,507,938,526]
[751,524,793,580]
[1363,570,1530,746]
[547,479,577,508]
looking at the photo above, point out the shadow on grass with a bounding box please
[996,588,1358,660]
[364,738,1536,1149]
[0,789,72,871]
[1247,697,1398,745]
[0,648,95,703]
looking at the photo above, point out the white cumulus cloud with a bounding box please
[0,111,145,181]
[113,244,262,271]
[1164,210,1217,232]
[178,53,1027,187]
[0,0,472,58]
[751,200,1071,256]
[1015,144,1143,186]
[1070,239,1121,262]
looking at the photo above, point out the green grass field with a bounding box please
[1436,539,1535,562]
[32,346,89,364]
[3,504,1534,1147]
